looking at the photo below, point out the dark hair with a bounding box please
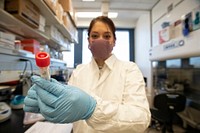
[88,16,116,40]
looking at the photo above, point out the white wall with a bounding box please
[135,13,152,89]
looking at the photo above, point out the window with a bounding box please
[62,44,74,68]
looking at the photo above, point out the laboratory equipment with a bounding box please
[10,95,25,109]
[35,52,50,80]
[0,102,11,123]
[0,86,13,101]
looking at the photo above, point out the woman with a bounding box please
[24,16,151,133]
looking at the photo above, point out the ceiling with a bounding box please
[72,0,160,28]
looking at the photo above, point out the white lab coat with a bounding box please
[68,54,151,133]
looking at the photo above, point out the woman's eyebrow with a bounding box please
[90,31,111,34]
[104,32,111,34]
[91,31,99,34]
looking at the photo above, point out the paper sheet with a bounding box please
[25,121,73,133]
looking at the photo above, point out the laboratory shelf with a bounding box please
[0,9,49,43]
[31,0,74,43]
[0,8,70,51]
[0,47,67,70]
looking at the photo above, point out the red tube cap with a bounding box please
[35,52,50,67]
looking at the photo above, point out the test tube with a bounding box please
[35,52,50,80]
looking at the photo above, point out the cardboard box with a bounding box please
[59,0,76,24]
[0,38,15,46]
[58,0,72,12]
[21,39,40,54]
[159,25,174,44]
[0,40,15,49]
[39,15,46,27]
[38,15,46,32]
[0,31,16,42]
[45,25,58,40]
[56,3,64,24]
[63,12,76,33]
[5,0,40,28]
[43,0,57,15]
[63,12,71,31]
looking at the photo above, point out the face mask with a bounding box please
[89,39,113,60]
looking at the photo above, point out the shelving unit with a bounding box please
[0,5,70,70]
[0,0,77,83]
[30,0,74,43]
[0,9,70,51]
[0,9,48,43]
[0,46,66,63]
[0,49,67,73]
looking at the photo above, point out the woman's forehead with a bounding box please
[91,21,111,33]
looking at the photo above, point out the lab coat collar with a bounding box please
[105,54,117,70]
[91,54,117,70]
[90,54,117,88]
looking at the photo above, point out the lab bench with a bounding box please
[0,109,31,133]
[0,109,73,133]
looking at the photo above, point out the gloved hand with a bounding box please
[23,87,39,113]
[23,75,96,123]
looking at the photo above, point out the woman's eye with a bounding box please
[104,35,111,40]
[91,34,99,39]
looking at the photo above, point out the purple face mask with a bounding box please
[89,39,113,60]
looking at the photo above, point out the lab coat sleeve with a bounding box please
[69,63,151,133]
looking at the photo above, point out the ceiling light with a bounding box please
[76,12,118,18]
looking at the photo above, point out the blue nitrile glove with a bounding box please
[23,75,96,123]
[23,87,40,113]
